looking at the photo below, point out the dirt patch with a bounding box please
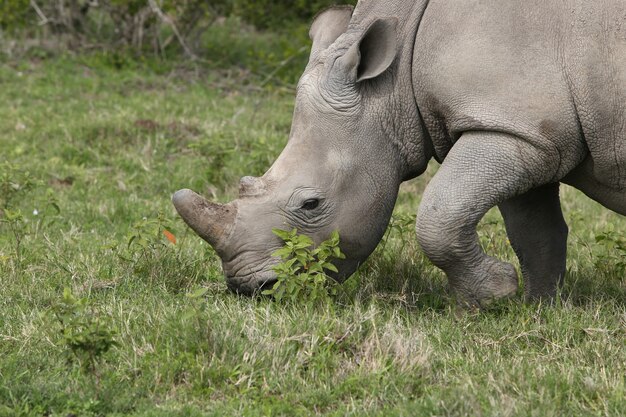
[134,119,202,137]
[48,176,74,188]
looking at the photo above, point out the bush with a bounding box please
[1,0,357,55]
[0,0,33,31]
[1,0,229,55]
[232,0,357,30]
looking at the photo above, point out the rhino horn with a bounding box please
[239,176,267,198]
[172,189,237,252]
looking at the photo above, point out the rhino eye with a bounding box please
[301,199,320,211]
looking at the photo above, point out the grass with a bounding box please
[1,44,625,415]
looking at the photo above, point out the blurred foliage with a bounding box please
[0,0,33,31]
[2,0,227,54]
[0,0,356,55]
[232,0,357,30]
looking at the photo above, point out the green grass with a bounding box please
[0,52,625,417]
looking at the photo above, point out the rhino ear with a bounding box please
[337,17,398,83]
[309,6,354,57]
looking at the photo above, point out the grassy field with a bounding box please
[1,50,625,416]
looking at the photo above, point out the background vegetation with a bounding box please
[1,2,625,416]
[0,0,356,60]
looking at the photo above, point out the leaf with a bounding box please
[2,208,23,222]
[332,246,345,259]
[295,234,314,247]
[272,247,294,259]
[163,229,177,244]
[272,228,295,241]
[63,287,75,304]
[48,202,61,214]
[295,248,310,258]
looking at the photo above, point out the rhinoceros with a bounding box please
[173,0,626,304]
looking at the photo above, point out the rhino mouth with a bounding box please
[224,265,278,295]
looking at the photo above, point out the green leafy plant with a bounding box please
[263,228,345,305]
[183,286,209,320]
[108,212,201,290]
[126,212,172,255]
[114,211,176,267]
[0,163,44,263]
[182,286,213,341]
[50,288,119,388]
[1,189,60,266]
[0,162,37,210]
[0,208,25,261]
[381,213,415,247]
[594,224,626,277]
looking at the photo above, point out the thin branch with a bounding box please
[147,0,196,59]
[260,45,308,87]
[30,0,49,26]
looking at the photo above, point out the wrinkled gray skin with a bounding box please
[173,0,626,304]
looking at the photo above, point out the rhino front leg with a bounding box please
[416,131,559,305]
[498,183,568,300]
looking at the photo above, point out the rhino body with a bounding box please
[174,0,626,304]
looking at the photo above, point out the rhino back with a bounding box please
[412,0,626,187]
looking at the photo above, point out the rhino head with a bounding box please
[173,6,431,294]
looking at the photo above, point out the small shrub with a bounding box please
[594,225,626,277]
[114,211,176,275]
[0,162,37,210]
[49,288,119,379]
[182,286,212,339]
[0,163,59,264]
[263,228,345,305]
[124,212,173,259]
[0,208,25,261]
[378,213,416,255]
[108,212,203,291]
